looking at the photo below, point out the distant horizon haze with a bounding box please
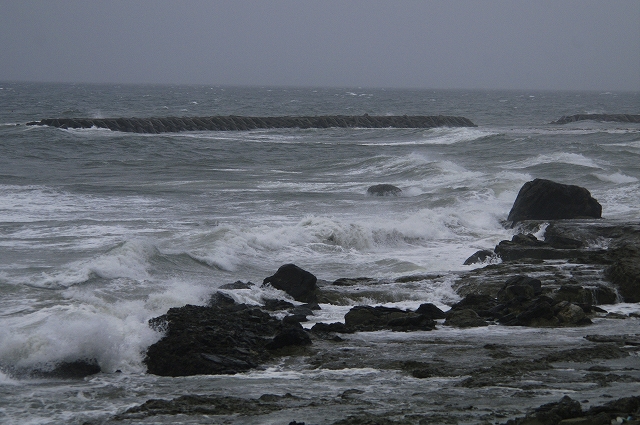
[1,0,639,92]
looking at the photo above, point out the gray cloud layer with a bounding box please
[1,0,639,90]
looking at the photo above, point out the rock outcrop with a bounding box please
[507,179,602,222]
[343,305,437,332]
[263,264,319,303]
[551,113,640,124]
[25,115,477,133]
[143,295,310,377]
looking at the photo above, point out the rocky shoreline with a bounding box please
[83,179,639,424]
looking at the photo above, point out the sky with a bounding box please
[1,0,639,91]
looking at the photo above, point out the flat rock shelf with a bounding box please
[25,115,477,133]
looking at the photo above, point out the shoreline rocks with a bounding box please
[143,295,311,377]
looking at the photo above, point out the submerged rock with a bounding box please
[366,184,402,196]
[507,179,602,222]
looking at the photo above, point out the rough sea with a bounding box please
[0,83,638,424]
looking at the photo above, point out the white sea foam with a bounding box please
[360,127,497,146]
[23,240,156,288]
[0,278,213,374]
[592,172,638,184]
[503,152,602,169]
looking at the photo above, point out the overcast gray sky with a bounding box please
[1,0,639,91]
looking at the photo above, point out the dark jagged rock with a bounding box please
[143,298,310,377]
[415,303,447,319]
[366,184,402,196]
[262,298,296,311]
[263,264,319,303]
[507,179,602,222]
[496,275,542,303]
[344,305,436,332]
[444,309,488,327]
[26,115,477,133]
[265,327,312,350]
[310,322,353,334]
[463,249,495,265]
[605,244,640,302]
[551,113,640,124]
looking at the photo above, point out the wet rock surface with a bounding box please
[143,295,311,377]
[263,263,320,303]
[25,114,477,133]
[507,179,602,222]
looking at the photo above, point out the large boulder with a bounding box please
[262,264,319,303]
[507,179,602,222]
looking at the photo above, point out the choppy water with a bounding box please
[0,83,639,423]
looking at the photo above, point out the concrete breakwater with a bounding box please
[25,115,476,133]
[551,113,640,124]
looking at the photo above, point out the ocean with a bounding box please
[0,83,638,424]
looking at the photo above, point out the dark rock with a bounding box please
[449,294,498,317]
[310,322,353,334]
[282,314,308,324]
[463,249,495,265]
[219,281,254,290]
[34,359,101,379]
[530,395,583,425]
[366,184,402,196]
[543,344,628,363]
[208,291,236,306]
[415,303,447,319]
[263,264,319,303]
[497,275,542,303]
[444,309,488,328]
[552,284,618,306]
[115,394,277,420]
[27,115,478,133]
[344,306,436,332]
[507,179,602,222]
[262,298,296,311]
[266,326,312,350]
[552,114,640,124]
[333,277,379,286]
[144,302,308,376]
[605,244,640,302]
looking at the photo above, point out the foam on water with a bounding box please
[0,278,213,375]
[592,172,638,184]
[21,240,156,289]
[503,152,603,169]
[360,127,498,146]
